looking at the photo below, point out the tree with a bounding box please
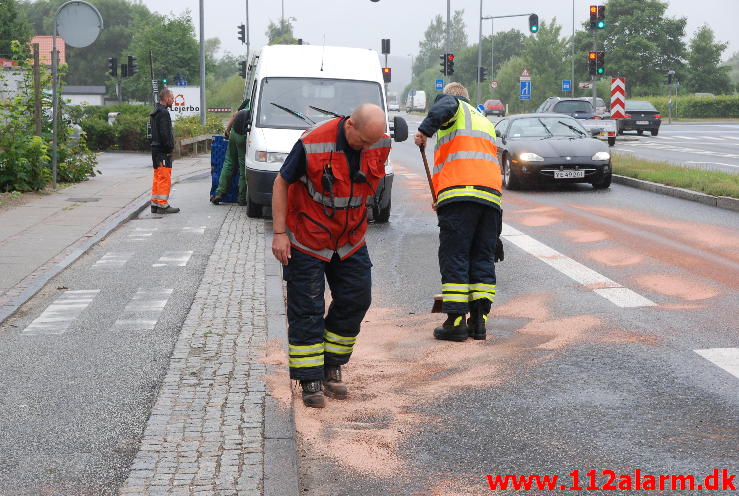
[522,19,569,106]
[495,56,527,113]
[0,0,31,59]
[413,10,468,77]
[575,0,687,95]
[122,12,199,102]
[266,18,299,45]
[685,25,731,94]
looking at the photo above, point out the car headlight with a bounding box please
[519,152,544,162]
[255,151,289,163]
[592,151,611,161]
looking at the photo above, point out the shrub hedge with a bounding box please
[635,94,739,119]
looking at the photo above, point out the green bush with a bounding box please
[636,94,739,118]
[56,136,99,183]
[173,114,225,138]
[81,117,115,151]
[113,112,149,151]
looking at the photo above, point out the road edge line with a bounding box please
[612,174,739,212]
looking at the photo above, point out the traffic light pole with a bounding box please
[445,0,450,87]
[592,29,597,112]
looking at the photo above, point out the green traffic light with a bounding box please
[597,20,605,28]
[597,68,604,74]
[530,26,538,32]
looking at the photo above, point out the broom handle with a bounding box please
[419,144,437,203]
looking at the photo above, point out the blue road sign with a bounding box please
[519,80,531,100]
[435,79,444,91]
[562,79,571,92]
[476,104,485,114]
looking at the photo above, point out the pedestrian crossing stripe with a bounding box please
[22,290,100,335]
[153,251,193,267]
[93,251,134,269]
[114,288,173,331]
[694,348,739,380]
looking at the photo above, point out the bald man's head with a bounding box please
[345,104,387,150]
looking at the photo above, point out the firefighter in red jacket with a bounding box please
[272,104,390,408]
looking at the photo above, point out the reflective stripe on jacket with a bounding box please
[286,118,391,261]
[432,100,502,208]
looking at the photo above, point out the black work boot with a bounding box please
[155,205,180,214]
[150,205,157,213]
[323,365,348,399]
[300,379,326,408]
[210,194,222,205]
[433,314,468,342]
[467,305,488,340]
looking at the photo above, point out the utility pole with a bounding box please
[245,0,250,65]
[199,0,206,125]
[592,26,597,111]
[475,0,483,104]
[571,0,575,97]
[445,0,451,86]
[32,43,42,136]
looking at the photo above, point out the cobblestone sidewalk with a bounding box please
[118,206,294,495]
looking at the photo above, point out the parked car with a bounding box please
[483,99,505,116]
[388,101,400,111]
[493,114,612,190]
[240,44,408,221]
[617,100,662,136]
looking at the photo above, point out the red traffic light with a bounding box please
[447,54,454,61]
[588,51,597,59]
[590,5,597,13]
[382,67,391,83]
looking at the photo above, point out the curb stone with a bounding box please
[612,174,739,212]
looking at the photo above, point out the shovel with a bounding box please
[419,144,444,314]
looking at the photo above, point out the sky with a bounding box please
[140,0,739,93]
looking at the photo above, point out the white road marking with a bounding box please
[114,288,173,331]
[701,136,726,141]
[182,226,207,234]
[152,251,193,267]
[694,348,739,380]
[93,251,134,269]
[673,135,698,140]
[129,227,158,241]
[686,161,739,169]
[501,224,655,308]
[22,290,100,335]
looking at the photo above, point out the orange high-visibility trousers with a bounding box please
[151,162,172,207]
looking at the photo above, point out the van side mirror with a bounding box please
[391,115,408,142]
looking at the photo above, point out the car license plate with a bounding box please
[636,120,649,125]
[598,131,606,136]
[554,170,585,179]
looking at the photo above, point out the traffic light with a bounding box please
[446,53,454,75]
[588,51,597,75]
[237,24,245,43]
[596,51,605,74]
[239,61,247,78]
[382,67,391,83]
[528,14,539,33]
[478,66,487,82]
[596,5,605,29]
[440,54,447,75]
[666,70,675,85]
[107,57,117,77]
[381,39,390,55]
[127,55,138,77]
[589,5,598,29]
[162,72,168,85]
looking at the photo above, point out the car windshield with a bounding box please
[552,100,594,114]
[508,117,587,139]
[256,77,384,129]
[486,100,501,105]
[626,100,657,112]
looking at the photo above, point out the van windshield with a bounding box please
[256,77,384,129]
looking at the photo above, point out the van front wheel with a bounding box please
[246,197,262,218]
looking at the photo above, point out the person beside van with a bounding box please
[414,82,504,342]
[271,104,390,409]
[211,102,250,205]
[149,88,179,214]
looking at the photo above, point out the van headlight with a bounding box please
[255,151,289,163]
[591,151,610,161]
[519,152,544,162]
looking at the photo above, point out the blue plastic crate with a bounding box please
[210,163,240,203]
[210,135,228,166]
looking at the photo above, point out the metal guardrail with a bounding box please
[175,134,212,158]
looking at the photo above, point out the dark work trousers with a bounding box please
[438,201,502,315]
[283,245,373,381]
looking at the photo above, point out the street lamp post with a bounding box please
[199,0,206,125]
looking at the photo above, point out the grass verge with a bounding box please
[612,153,739,198]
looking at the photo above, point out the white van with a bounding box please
[240,44,408,221]
[405,90,426,112]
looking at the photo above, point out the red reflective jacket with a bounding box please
[286,118,391,261]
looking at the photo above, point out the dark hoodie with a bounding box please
[150,103,174,154]
[418,94,469,138]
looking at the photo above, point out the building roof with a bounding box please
[30,36,66,65]
[63,85,107,95]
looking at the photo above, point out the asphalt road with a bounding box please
[0,173,227,495]
[296,119,739,495]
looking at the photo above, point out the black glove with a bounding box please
[494,238,504,263]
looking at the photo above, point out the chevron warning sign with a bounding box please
[611,77,626,119]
